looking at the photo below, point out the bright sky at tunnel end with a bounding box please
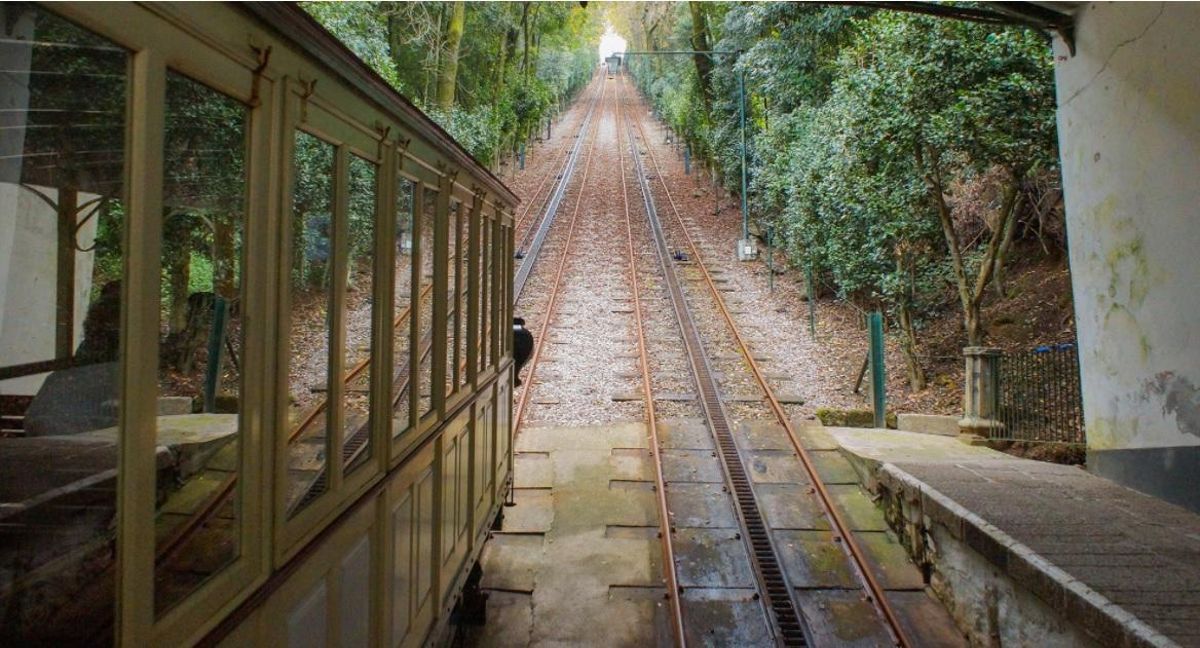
[598,26,626,61]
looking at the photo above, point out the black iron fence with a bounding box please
[991,343,1085,444]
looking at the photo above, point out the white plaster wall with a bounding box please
[1054,2,1200,451]
[0,183,100,395]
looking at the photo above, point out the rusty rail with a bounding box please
[512,76,608,437]
[614,78,687,648]
[628,90,912,647]
[622,81,807,647]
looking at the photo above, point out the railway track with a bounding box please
[511,75,610,431]
[619,77,806,647]
[513,74,605,300]
[510,78,602,253]
[621,76,912,646]
[504,73,914,646]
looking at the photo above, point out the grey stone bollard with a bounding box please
[958,346,1002,445]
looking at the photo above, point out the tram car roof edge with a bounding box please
[241,1,520,208]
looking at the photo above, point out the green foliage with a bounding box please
[302,1,601,166]
[630,4,1060,354]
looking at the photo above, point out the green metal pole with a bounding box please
[869,311,886,428]
[738,66,749,243]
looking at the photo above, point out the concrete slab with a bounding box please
[657,418,714,450]
[606,447,652,482]
[773,529,858,589]
[794,424,840,451]
[828,484,890,532]
[660,449,725,483]
[516,423,648,452]
[745,450,809,484]
[463,591,533,648]
[885,590,970,648]
[674,528,757,589]
[480,533,544,593]
[896,413,960,437]
[665,482,738,529]
[679,588,774,647]
[501,489,554,534]
[854,530,926,591]
[735,421,794,451]
[810,451,859,485]
[756,483,831,531]
[513,452,553,489]
[793,589,893,648]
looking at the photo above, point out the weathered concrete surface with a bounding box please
[827,426,1200,647]
[896,413,961,437]
[1052,2,1200,512]
[466,423,665,647]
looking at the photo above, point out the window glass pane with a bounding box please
[0,5,126,643]
[154,71,247,617]
[392,179,414,436]
[445,202,459,396]
[457,206,468,389]
[286,131,334,515]
[343,155,375,473]
[416,189,435,419]
[480,215,490,374]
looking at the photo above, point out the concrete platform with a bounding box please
[825,426,1200,648]
[465,422,668,648]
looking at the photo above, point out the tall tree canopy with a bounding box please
[613,2,1062,387]
[303,1,602,167]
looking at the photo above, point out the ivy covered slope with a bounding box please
[303,1,601,168]
[613,3,1065,390]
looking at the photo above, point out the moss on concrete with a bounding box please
[815,408,897,429]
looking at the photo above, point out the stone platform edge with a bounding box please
[843,452,1178,648]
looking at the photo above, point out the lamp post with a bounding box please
[623,50,754,260]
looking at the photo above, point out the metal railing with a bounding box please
[992,343,1085,444]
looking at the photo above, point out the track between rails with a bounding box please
[614,77,687,648]
[511,76,609,432]
[621,80,809,648]
[624,78,912,647]
[487,73,917,647]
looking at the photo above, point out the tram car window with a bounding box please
[0,3,518,646]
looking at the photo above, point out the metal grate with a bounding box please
[628,123,809,646]
[993,343,1085,444]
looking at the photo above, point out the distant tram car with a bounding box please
[0,2,518,646]
[605,54,622,77]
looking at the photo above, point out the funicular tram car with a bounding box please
[0,2,518,645]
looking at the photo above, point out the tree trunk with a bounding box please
[992,190,1022,299]
[925,148,977,343]
[436,1,465,110]
[520,2,530,76]
[492,29,510,104]
[688,2,714,117]
[897,301,926,391]
[925,148,1026,347]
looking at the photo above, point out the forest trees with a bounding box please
[622,3,1061,389]
[303,1,601,167]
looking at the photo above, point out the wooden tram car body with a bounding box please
[0,2,518,646]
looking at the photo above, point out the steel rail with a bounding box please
[513,76,605,300]
[623,82,809,648]
[511,77,610,432]
[511,79,602,246]
[613,79,687,648]
[628,94,913,648]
